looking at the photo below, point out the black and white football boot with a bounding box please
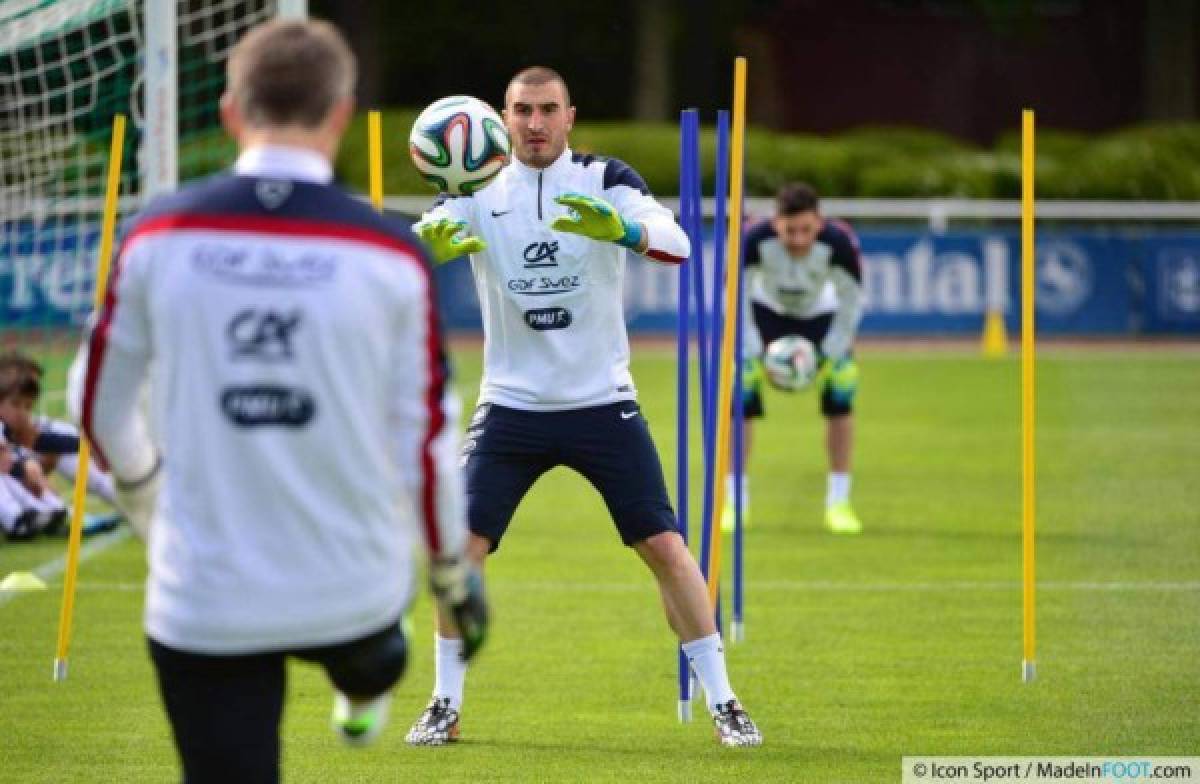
[712,699,762,747]
[405,696,460,746]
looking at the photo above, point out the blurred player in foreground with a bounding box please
[78,19,486,782]
[731,182,865,534]
[406,66,761,748]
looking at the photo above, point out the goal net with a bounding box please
[1,0,301,394]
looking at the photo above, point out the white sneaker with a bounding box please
[331,691,391,747]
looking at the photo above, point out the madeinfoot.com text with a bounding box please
[903,758,1200,783]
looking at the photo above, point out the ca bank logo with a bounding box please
[523,240,559,269]
[1036,241,1091,315]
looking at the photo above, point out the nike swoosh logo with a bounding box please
[620,411,638,420]
[491,209,512,217]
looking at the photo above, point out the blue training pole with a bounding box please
[709,111,731,636]
[731,113,746,641]
[676,109,698,722]
[682,112,708,707]
[692,123,714,593]
[697,110,730,637]
[696,121,719,594]
[732,283,746,640]
[690,188,711,430]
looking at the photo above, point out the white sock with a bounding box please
[826,472,851,507]
[682,633,736,710]
[433,635,466,710]
[725,474,749,509]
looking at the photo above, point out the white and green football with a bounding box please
[408,95,511,195]
[763,335,820,392]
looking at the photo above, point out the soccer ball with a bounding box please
[409,95,511,195]
[763,336,820,392]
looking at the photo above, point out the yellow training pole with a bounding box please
[54,114,126,682]
[706,57,748,607]
[368,110,384,211]
[1020,109,1037,683]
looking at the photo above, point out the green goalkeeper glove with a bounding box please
[817,356,859,405]
[429,555,489,661]
[415,218,486,264]
[741,356,765,402]
[551,193,644,249]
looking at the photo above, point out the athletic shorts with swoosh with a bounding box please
[461,402,677,551]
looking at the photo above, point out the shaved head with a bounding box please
[505,66,570,108]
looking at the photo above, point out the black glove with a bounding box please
[429,555,489,662]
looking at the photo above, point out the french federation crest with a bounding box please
[255,179,293,210]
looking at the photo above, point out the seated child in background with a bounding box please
[0,353,120,540]
[0,435,67,540]
[0,352,118,506]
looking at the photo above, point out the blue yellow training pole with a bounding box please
[1021,109,1037,683]
[368,110,384,211]
[55,114,126,682]
[706,57,748,607]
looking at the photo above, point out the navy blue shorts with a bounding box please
[746,305,853,418]
[462,402,678,551]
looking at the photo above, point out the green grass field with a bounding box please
[2,344,1197,783]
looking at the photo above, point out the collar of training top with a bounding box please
[234,145,334,184]
[508,146,574,180]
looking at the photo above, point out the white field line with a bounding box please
[19,576,1200,595]
[499,580,1200,593]
[750,580,1200,592]
[0,527,131,607]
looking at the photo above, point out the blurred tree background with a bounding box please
[313,0,1197,143]
[314,0,1200,198]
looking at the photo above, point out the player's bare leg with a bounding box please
[407,533,491,746]
[634,531,762,746]
[634,531,715,640]
[824,413,861,534]
[827,412,852,472]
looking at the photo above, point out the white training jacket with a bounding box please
[81,146,467,654]
[425,148,689,410]
[742,217,865,360]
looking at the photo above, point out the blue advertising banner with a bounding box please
[857,230,1137,335]
[1,218,100,328]
[430,228,1200,336]
[4,218,1200,337]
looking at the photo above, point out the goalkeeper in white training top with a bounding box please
[731,182,865,535]
[404,66,761,748]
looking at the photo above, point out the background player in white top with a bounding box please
[736,183,865,534]
[79,19,487,782]
[406,67,761,748]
